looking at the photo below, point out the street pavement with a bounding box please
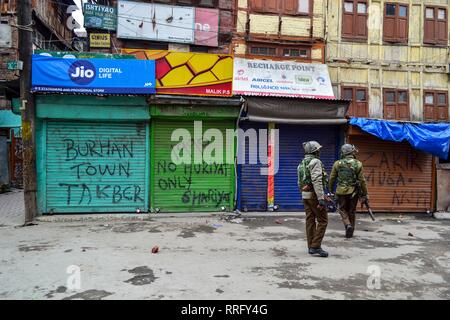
[0,189,24,227]
[0,211,449,300]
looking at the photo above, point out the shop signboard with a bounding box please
[31,54,156,94]
[123,49,233,97]
[233,58,335,99]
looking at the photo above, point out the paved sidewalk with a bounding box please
[0,189,24,227]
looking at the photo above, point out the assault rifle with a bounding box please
[361,196,375,221]
[355,181,375,221]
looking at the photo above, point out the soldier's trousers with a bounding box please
[303,199,328,249]
[337,194,359,228]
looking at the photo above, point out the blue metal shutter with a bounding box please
[237,121,268,212]
[274,124,340,211]
[45,121,149,213]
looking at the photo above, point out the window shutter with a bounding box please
[424,8,436,44]
[251,0,264,11]
[437,9,448,44]
[383,16,396,41]
[356,14,367,38]
[283,0,297,15]
[342,2,355,37]
[397,9,409,42]
[264,0,278,13]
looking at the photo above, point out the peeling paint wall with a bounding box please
[326,0,450,121]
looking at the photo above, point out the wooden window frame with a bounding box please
[424,6,448,46]
[341,86,369,117]
[249,0,313,17]
[424,90,449,122]
[249,45,278,57]
[383,89,410,120]
[247,44,311,60]
[341,0,368,41]
[383,3,409,44]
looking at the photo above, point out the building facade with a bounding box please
[326,0,450,212]
[1,0,78,191]
[232,0,326,63]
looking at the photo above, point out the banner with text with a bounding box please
[122,49,233,97]
[31,54,155,94]
[233,58,335,99]
[83,3,117,30]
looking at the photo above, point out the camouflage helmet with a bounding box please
[341,144,358,156]
[303,141,323,154]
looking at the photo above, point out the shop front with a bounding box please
[36,95,151,214]
[348,125,436,213]
[237,98,348,212]
[149,96,242,213]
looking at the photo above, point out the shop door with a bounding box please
[151,120,235,212]
[45,121,149,213]
[237,121,268,212]
[349,133,433,212]
[274,124,340,211]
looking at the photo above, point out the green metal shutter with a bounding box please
[45,121,149,213]
[151,120,235,213]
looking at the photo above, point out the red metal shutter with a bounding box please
[349,130,433,213]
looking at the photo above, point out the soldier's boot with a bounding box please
[309,247,329,258]
[345,224,354,238]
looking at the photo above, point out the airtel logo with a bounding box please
[68,60,96,85]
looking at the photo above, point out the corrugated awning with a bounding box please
[244,97,350,124]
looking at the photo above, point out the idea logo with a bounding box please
[69,60,96,85]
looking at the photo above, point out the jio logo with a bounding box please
[69,60,96,85]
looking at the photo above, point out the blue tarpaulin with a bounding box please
[349,118,450,160]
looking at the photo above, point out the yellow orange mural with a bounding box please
[122,49,233,97]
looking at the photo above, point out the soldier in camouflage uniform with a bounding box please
[297,141,329,258]
[329,144,369,238]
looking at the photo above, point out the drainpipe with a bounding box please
[233,96,246,212]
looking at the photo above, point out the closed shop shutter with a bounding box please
[45,121,149,213]
[274,124,340,211]
[151,120,235,212]
[237,121,268,212]
[349,132,433,212]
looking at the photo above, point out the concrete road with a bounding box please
[0,213,449,300]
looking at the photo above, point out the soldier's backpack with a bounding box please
[298,157,328,191]
[337,158,359,187]
[298,157,313,190]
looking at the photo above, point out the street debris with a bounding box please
[275,219,282,225]
[151,246,159,254]
[212,224,223,229]
[408,233,414,237]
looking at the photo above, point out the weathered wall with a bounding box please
[233,0,326,62]
[326,0,450,121]
[437,167,450,211]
